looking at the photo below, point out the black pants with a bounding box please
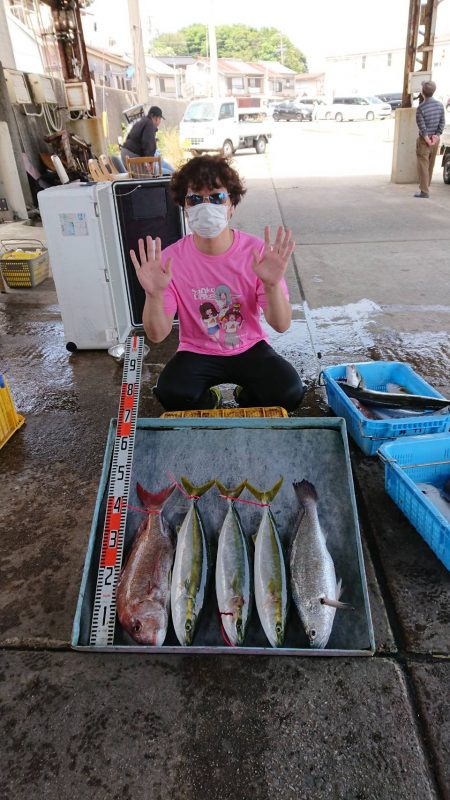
[154,341,306,412]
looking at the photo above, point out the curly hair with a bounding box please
[170,155,246,207]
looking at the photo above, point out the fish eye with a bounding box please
[133,621,142,633]
[185,620,192,632]
[310,628,316,639]
[276,623,282,634]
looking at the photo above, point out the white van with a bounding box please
[325,95,391,121]
[179,97,272,156]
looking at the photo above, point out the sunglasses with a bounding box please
[185,192,229,207]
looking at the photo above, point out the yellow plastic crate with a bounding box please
[0,375,25,449]
[160,406,288,419]
[0,239,49,289]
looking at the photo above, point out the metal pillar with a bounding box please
[42,0,96,115]
[401,0,439,107]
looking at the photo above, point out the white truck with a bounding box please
[179,97,272,157]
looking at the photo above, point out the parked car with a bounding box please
[272,101,313,122]
[324,95,392,121]
[375,92,402,111]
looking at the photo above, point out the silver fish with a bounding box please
[247,477,288,648]
[171,477,214,646]
[290,480,347,649]
[346,363,365,388]
[338,381,449,411]
[215,480,252,647]
[417,482,450,523]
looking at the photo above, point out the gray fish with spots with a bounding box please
[290,480,348,649]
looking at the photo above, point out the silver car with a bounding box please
[325,95,392,121]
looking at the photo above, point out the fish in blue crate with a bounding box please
[416,479,450,523]
[290,480,352,649]
[339,364,450,416]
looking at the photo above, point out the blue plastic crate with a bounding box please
[322,361,450,456]
[378,434,450,570]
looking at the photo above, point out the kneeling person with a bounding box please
[130,155,305,412]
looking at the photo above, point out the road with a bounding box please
[236,114,450,179]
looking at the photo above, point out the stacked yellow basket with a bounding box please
[0,375,25,449]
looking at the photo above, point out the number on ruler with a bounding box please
[104,566,114,585]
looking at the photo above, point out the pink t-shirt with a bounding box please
[162,230,289,356]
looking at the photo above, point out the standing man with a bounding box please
[121,105,173,174]
[414,80,445,198]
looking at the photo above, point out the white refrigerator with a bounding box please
[38,178,186,350]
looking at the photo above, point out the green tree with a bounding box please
[151,31,188,56]
[182,24,209,57]
[151,23,307,72]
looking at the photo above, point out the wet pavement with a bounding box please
[1,125,450,799]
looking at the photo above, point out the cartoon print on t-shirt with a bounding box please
[222,304,243,349]
[215,284,232,321]
[199,301,221,341]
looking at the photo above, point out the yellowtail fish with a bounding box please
[171,477,214,646]
[290,480,349,649]
[215,480,252,646]
[116,482,176,645]
[246,477,288,648]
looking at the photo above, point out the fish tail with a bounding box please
[180,476,215,498]
[293,479,318,507]
[245,476,284,503]
[215,479,247,499]
[136,482,176,510]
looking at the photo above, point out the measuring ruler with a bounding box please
[90,335,144,646]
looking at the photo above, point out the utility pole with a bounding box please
[402,0,439,107]
[0,1,32,213]
[127,0,149,105]
[208,0,219,99]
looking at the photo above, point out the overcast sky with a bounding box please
[90,0,450,71]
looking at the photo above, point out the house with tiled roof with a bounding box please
[185,57,266,99]
[295,72,326,98]
[255,61,297,100]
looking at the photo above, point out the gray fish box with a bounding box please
[72,418,375,655]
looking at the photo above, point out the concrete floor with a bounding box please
[1,122,450,799]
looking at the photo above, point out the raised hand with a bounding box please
[130,236,172,296]
[252,226,295,288]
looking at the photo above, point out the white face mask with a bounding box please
[186,203,229,238]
